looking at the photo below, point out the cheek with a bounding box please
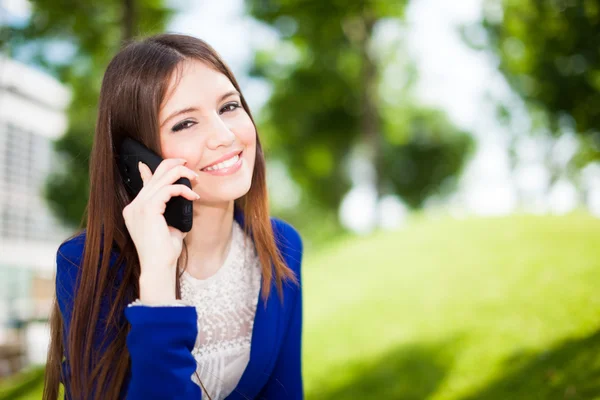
[238,127,256,148]
[231,113,257,148]
[238,126,257,168]
[160,137,205,165]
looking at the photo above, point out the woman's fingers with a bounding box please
[152,158,188,180]
[138,160,197,198]
[153,164,199,190]
[123,158,196,283]
[152,184,199,208]
[139,162,150,186]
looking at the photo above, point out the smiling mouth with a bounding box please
[201,151,243,172]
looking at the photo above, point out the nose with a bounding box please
[205,114,236,149]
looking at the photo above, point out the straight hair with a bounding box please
[43,33,297,400]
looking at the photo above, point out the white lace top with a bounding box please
[179,220,262,400]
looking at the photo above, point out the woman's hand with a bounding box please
[122,158,199,303]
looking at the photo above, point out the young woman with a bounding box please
[43,33,304,400]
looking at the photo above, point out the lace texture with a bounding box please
[180,220,262,400]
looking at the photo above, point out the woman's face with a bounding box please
[158,60,256,205]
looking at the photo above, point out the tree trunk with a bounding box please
[123,0,136,41]
[359,10,383,196]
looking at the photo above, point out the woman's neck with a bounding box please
[183,200,234,279]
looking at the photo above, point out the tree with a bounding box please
[474,0,600,165]
[3,0,173,227]
[245,0,473,216]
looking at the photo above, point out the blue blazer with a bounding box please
[56,208,304,399]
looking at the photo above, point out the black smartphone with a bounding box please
[116,137,193,232]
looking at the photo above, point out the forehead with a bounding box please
[160,60,235,114]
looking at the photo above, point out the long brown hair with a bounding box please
[43,33,298,400]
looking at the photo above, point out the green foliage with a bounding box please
[476,0,600,160]
[4,0,173,227]
[382,107,474,208]
[246,0,473,213]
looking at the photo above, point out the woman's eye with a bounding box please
[220,102,241,114]
[172,120,196,132]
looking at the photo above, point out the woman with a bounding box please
[43,33,304,400]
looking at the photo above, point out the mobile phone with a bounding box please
[116,137,193,232]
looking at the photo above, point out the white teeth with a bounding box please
[203,154,240,171]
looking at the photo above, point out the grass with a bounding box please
[6,212,600,399]
[302,211,600,399]
[0,365,44,400]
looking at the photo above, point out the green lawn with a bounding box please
[6,212,600,399]
[303,212,600,399]
[0,365,45,400]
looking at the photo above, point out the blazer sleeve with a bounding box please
[55,243,202,400]
[124,305,202,399]
[257,225,304,399]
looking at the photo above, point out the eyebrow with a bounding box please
[160,90,242,128]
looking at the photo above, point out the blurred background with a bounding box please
[1,0,600,398]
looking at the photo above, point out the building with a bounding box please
[0,55,72,371]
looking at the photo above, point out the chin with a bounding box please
[195,177,252,204]
[222,183,252,202]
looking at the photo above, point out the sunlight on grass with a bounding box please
[303,212,600,399]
